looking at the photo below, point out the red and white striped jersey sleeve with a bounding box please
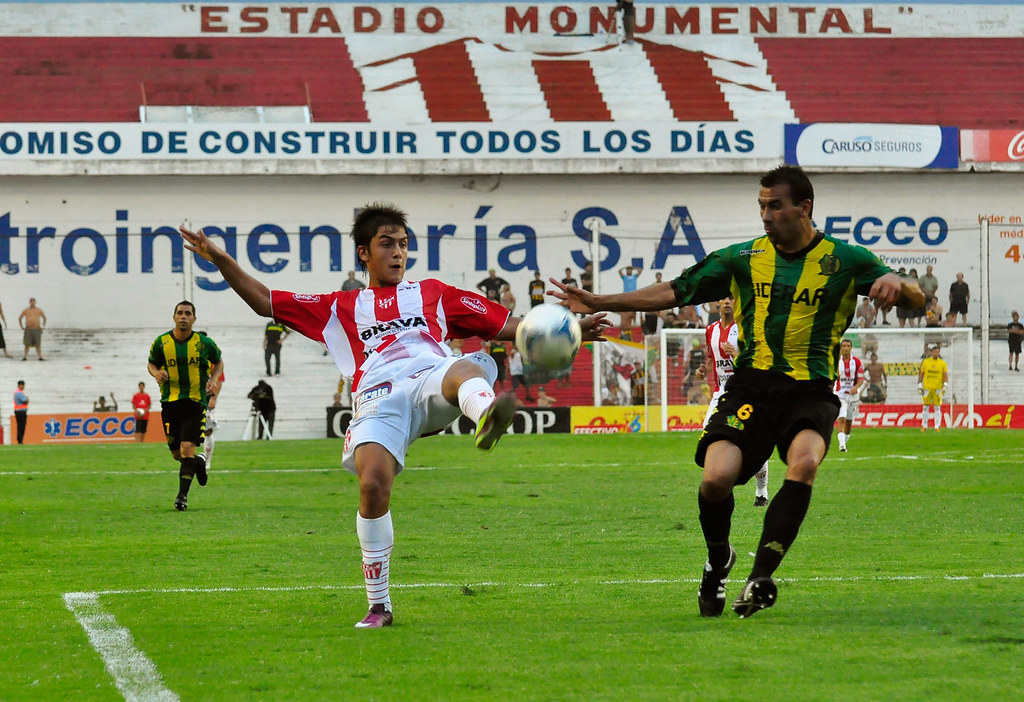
[437,282,510,340]
[270,290,343,343]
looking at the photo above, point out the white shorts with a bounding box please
[838,394,860,421]
[703,390,725,427]
[342,350,498,474]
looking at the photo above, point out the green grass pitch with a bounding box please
[2,429,1023,701]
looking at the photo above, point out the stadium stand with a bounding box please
[2,35,1022,128]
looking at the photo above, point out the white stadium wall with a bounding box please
[1,171,1021,328]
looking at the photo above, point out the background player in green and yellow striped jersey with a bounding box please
[147,301,224,511]
[551,165,925,619]
[918,344,948,432]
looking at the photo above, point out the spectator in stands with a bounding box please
[93,392,118,412]
[13,379,28,444]
[918,265,939,304]
[925,297,943,328]
[664,311,679,328]
[528,270,546,308]
[264,320,290,376]
[341,271,366,292]
[536,386,556,407]
[247,379,276,440]
[332,392,344,407]
[908,269,925,327]
[642,309,663,336]
[132,382,152,443]
[580,262,594,294]
[630,362,645,405]
[508,346,534,402]
[618,265,642,338]
[18,297,46,361]
[856,296,876,328]
[948,272,970,326]
[487,340,508,392]
[477,269,509,301]
[561,267,578,289]
[499,283,516,314]
[1008,310,1023,372]
[678,305,703,328]
[0,300,10,358]
[654,272,663,284]
[616,0,636,43]
[863,352,887,403]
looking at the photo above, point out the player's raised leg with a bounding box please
[441,355,521,451]
[353,443,398,628]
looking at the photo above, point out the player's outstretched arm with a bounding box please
[180,226,272,317]
[548,278,677,315]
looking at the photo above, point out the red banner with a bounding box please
[853,404,1022,429]
[961,129,1024,162]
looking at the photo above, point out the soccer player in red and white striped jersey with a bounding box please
[697,296,769,506]
[834,338,865,452]
[182,204,609,629]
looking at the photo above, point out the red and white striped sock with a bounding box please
[356,511,393,612]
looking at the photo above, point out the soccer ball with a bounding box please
[515,305,582,371]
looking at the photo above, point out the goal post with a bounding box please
[645,326,974,432]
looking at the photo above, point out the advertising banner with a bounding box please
[0,122,781,165]
[569,405,707,433]
[960,129,1024,162]
[326,406,353,438]
[853,404,1022,429]
[785,124,959,169]
[442,407,570,435]
[9,411,165,444]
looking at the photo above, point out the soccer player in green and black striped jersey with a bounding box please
[148,301,224,512]
[551,165,924,619]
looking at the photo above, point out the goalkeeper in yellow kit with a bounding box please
[918,344,948,431]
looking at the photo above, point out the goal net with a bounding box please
[645,326,974,432]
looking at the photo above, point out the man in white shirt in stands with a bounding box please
[834,338,865,452]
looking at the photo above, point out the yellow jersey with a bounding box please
[919,357,948,391]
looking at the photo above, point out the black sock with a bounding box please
[178,459,196,495]
[750,479,813,579]
[698,490,734,569]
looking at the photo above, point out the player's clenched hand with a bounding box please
[180,226,225,263]
[868,272,903,312]
[547,277,598,314]
[579,312,612,342]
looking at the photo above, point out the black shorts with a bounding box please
[1010,338,1023,354]
[160,399,206,451]
[696,368,841,485]
[949,300,968,315]
[135,418,149,435]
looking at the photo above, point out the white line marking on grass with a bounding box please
[0,466,460,477]
[77,571,1024,598]
[62,592,179,702]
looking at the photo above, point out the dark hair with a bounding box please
[351,203,408,270]
[175,300,196,315]
[760,165,814,216]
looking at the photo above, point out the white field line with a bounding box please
[62,592,179,702]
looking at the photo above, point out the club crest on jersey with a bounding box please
[292,293,321,303]
[378,297,395,309]
[818,254,841,276]
[460,296,488,314]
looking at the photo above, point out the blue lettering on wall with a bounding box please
[496,224,539,272]
[427,224,456,271]
[61,228,107,276]
[142,226,184,274]
[248,224,289,273]
[652,206,706,269]
[298,225,342,273]
[571,207,621,272]
[194,226,238,291]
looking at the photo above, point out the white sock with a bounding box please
[458,377,496,423]
[934,409,942,429]
[356,511,394,611]
[837,431,847,449]
[921,406,929,429]
[754,464,769,497]
[203,429,216,468]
